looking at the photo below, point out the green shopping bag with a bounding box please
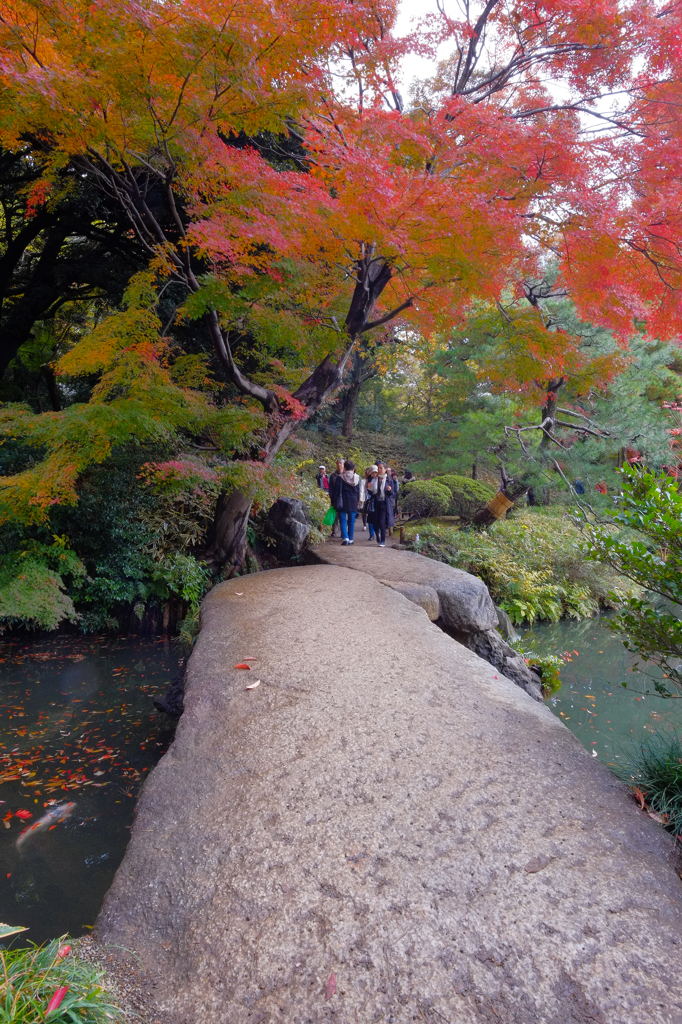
[323,506,336,526]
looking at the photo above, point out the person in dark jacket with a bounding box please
[327,458,345,537]
[337,459,361,544]
[362,465,378,539]
[367,461,394,547]
[390,470,400,515]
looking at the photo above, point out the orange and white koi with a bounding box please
[16,802,76,848]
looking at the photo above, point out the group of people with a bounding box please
[316,459,413,547]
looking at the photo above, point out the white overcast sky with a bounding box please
[393,0,577,111]
[394,0,447,94]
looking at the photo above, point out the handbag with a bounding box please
[323,506,336,526]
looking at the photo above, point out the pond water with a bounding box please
[0,634,179,944]
[523,614,682,768]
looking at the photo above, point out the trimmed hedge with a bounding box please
[401,480,452,518]
[432,474,495,519]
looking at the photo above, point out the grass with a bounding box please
[613,732,682,839]
[0,937,124,1024]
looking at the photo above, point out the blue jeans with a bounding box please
[339,511,357,541]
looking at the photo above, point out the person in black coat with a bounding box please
[336,459,361,544]
[390,470,400,515]
[367,461,394,546]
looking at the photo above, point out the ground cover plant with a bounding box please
[405,508,637,625]
[0,937,124,1024]
[614,733,682,841]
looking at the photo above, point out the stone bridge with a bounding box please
[97,547,682,1024]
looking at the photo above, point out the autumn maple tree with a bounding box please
[0,0,681,569]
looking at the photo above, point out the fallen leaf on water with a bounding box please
[634,787,646,810]
[325,972,336,1000]
[246,680,261,690]
[14,810,32,820]
[234,664,251,670]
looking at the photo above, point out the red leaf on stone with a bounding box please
[234,664,251,670]
[634,787,646,810]
[325,972,336,1000]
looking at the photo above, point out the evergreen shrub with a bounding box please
[432,474,496,519]
[401,480,452,518]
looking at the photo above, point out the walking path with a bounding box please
[98,559,682,1024]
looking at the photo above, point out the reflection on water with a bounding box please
[0,635,179,943]
[523,615,682,768]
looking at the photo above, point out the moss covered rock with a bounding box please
[432,474,496,520]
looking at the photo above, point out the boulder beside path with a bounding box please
[97,564,682,1024]
[264,497,312,559]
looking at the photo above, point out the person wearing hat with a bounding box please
[316,465,329,491]
[367,461,394,547]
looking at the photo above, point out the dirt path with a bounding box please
[97,565,682,1024]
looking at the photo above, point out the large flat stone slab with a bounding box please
[97,565,682,1024]
[309,540,498,633]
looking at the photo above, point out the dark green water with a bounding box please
[0,634,179,943]
[523,615,682,768]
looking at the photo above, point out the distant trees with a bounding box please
[401,298,681,505]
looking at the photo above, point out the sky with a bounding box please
[393,0,445,94]
[393,0,440,93]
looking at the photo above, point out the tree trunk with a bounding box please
[204,488,253,571]
[471,480,530,527]
[42,364,61,411]
[202,254,396,573]
[343,378,362,440]
[203,415,303,570]
[540,377,565,448]
[471,463,477,480]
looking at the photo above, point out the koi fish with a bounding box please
[16,802,76,848]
